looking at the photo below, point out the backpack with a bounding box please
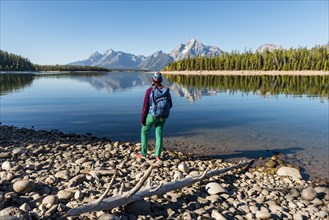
[149,86,171,118]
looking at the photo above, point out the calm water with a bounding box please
[1,72,328,181]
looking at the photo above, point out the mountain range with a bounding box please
[69,39,291,70]
[69,38,223,70]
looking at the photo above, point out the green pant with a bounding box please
[141,114,166,157]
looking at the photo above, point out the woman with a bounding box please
[135,72,173,161]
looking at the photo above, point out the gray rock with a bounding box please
[206,194,220,203]
[314,187,329,194]
[293,213,303,220]
[55,170,69,180]
[173,170,183,180]
[98,214,120,220]
[57,190,74,200]
[316,211,328,219]
[74,190,84,200]
[1,161,13,171]
[12,148,25,156]
[246,213,254,219]
[19,203,31,212]
[205,182,227,195]
[12,179,35,194]
[277,167,302,179]
[266,160,277,168]
[189,171,199,177]
[42,195,58,206]
[301,187,317,201]
[0,207,27,219]
[255,211,271,219]
[311,198,323,205]
[211,210,227,220]
[178,163,189,173]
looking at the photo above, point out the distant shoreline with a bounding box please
[162,70,329,76]
[0,70,109,74]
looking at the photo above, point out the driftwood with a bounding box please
[67,159,254,216]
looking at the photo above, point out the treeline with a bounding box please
[34,65,108,72]
[0,50,109,72]
[0,50,35,71]
[164,46,329,71]
[165,74,329,98]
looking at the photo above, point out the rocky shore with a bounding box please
[0,125,328,220]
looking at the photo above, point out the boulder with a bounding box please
[277,167,302,179]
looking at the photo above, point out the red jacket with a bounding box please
[141,86,173,125]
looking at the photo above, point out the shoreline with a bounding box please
[0,70,109,74]
[162,70,329,76]
[0,125,328,219]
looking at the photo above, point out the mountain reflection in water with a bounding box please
[1,72,328,102]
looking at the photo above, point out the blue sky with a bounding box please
[1,0,328,65]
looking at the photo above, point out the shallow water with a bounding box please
[1,72,328,181]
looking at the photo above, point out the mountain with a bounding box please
[170,38,222,60]
[70,49,146,69]
[69,39,222,70]
[138,50,174,70]
[257,44,283,53]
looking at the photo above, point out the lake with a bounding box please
[1,72,328,181]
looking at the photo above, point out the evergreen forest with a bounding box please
[0,50,108,72]
[0,50,35,71]
[164,46,329,71]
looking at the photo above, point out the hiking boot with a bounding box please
[134,153,145,159]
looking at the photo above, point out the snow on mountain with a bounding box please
[257,44,283,53]
[70,49,146,69]
[69,39,223,70]
[138,50,174,70]
[170,38,222,61]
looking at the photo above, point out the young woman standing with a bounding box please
[135,72,173,161]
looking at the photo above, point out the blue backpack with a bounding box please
[149,86,171,118]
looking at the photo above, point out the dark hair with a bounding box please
[152,82,163,88]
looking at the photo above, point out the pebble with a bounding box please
[205,182,227,195]
[57,190,74,200]
[255,211,271,219]
[293,213,303,220]
[301,187,317,201]
[42,195,58,207]
[1,161,13,171]
[0,125,328,220]
[12,179,35,194]
[173,170,183,180]
[178,163,189,173]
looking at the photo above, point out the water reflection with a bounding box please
[0,73,34,96]
[1,73,328,102]
[165,74,329,102]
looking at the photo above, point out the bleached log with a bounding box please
[67,159,253,216]
[93,172,117,204]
